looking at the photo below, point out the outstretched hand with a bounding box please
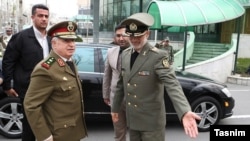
[182,111,201,138]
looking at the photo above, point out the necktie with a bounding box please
[130,51,139,69]
[66,61,76,74]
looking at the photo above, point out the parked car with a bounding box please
[0,43,235,138]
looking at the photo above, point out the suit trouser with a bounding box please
[112,102,127,141]
[20,98,36,141]
[129,127,165,141]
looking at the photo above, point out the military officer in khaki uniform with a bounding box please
[111,13,201,141]
[155,37,174,65]
[24,21,87,141]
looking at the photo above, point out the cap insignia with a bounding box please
[129,23,137,31]
[41,57,56,69]
[67,22,75,32]
[162,58,170,68]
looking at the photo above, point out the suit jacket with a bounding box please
[2,27,52,98]
[102,46,121,105]
[112,42,191,131]
[24,51,87,141]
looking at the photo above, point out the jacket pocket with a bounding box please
[53,119,76,131]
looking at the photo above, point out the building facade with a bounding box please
[98,0,250,44]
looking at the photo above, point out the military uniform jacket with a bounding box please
[102,46,121,105]
[24,51,87,141]
[112,42,191,131]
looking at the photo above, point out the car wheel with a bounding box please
[0,97,22,138]
[191,96,222,132]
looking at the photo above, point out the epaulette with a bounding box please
[41,57,56,69]
[151,46,160,53]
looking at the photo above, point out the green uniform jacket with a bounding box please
[112,42,191,131]
[24,51,87,141]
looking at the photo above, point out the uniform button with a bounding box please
[64,125,67,128]
[134,95,137,98]
[128,93,130,96]
[128,102,131,105]
[68,86,72,89]
[134,105,137,107]
[134,84,137,87]
[127,83,130,86]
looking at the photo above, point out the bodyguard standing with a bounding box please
[2,4,51,141]
[111,13,201,141]
[24,21,88,141]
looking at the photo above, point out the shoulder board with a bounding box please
[151,47,160,53]
[41,57,56,70]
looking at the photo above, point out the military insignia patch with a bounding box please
[57,58,65,67]
[129,23,137,31]
[41,57,56,69]
[162,59,170,68]
[67,21,75,32]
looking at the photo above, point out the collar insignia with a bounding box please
[57,58,65,67]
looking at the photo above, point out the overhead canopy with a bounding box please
[147,0,245,29]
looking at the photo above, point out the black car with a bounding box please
[0,43,234,138]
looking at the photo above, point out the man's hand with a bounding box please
[182,111,201,138]
[111,112,119,123]
[104,98,110,106]
[5,88,19,97]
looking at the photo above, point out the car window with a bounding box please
[73,47,94,72]
[73,46,108,73]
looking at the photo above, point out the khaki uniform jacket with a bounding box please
[24,51,87,141]
[112,42,191,131]
[102,46,121,105]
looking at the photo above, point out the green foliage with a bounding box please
[236,58,250,77]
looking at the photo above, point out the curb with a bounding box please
[227,75,250,86]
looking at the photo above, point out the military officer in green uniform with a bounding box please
[155,37,174,65]
[24,21,87,141]
[111,13,201,141]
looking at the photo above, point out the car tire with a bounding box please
[191,96,222,132]
[0,97,22,139]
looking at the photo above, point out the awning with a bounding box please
[147,0,245,71]
[147,0,245,29]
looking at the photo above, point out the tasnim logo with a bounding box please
[210,125,249,140]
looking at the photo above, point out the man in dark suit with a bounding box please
[2,4,51,141]
[111,13,201,141]
[24,21,88,141]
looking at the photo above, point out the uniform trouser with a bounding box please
[112,102,127,141]
[20,98,36,141]
[129,127,165,141]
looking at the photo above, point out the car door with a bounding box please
[73,45,110,120]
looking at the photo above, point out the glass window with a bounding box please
[73,47,95,72]
[131,0,139,14]
[73,47,108,73]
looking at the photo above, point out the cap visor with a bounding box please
[57,35,78,39]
